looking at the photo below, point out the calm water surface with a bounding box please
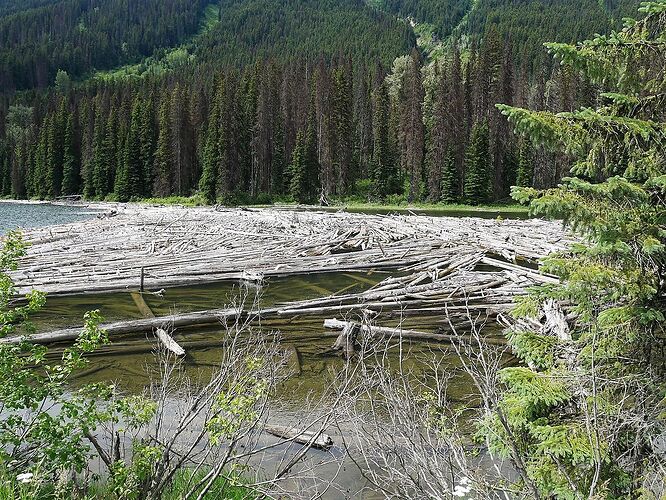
[0,201,100,233]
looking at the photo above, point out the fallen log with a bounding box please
[330,322,360,358]
[264,424,334,450]
[131,291,186,356]
[0,308,252,345]
[323,319,507,346]
[155,328,186,356]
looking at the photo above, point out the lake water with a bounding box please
[0,201,100,234]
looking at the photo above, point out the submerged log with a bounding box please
[265,424,334,450]
[155,328,186,356]
[131,290,186,356]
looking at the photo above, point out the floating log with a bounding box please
[265,424,334,450]
[323,319,507,346]
[0,308,251,345]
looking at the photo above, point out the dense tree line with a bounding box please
[0,0,415,93]
[0,28,598,205]
[1,0,642,95]
[0,0,60,16]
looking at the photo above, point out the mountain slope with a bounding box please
[0,0,212,90]
[195,0,414,66]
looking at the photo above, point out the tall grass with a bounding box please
[0,467,255,499]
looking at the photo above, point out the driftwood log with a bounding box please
[323,319,506,346]
[130,291,185,356]
[264,424,334,450]
[5,254,559,345]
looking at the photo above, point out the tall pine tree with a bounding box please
[463,120,490,205]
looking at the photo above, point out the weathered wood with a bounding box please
[130,291,154,318]
[265,424,334,450]
[2,205,573,347]
[323,319,507,346]
[0,308,250,345]
[130,290,186,356]
[541,299,571,341]
[155,328,186,356]
[241,270,264,283]
[330,322,360,358]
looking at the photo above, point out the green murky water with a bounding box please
[34,271,480,396]
[33,271,489,497]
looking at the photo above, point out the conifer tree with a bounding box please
[116,99,144,202]
[90,105,107,199]
[426,64,448,201]
[153,96,172,197]
[32,117,50,199]
[288,94,319,203]
[60,112,78,195]
[139,98,155,198]
[287,130,308,202]
[80,101,96,199]
[486,3,666,497]
[44,113,58,198]
[399,49,425,202]
[199,102,221,204]
[439,148,459,204]
[463,121,490,205]
[515,139,534,187]
[0,145,10,196]
[199,77,226,202]
[331,64,353,193]
[199,137,218,204]
[370,78,392,198]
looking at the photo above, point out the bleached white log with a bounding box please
[154,328,186,356]
[265,424,334,450]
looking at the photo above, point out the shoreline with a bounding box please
[0,197,530,218]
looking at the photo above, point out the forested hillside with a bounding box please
[0,0,647,205]
[0,0,60,16]
[378,0,471,37]
[196,0,415,66]
[0,0,212,90]
[463,0,643,70]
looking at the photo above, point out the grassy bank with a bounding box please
[138,195,529,217]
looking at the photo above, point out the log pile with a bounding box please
[4,250,561,346]
[275,251,557,320]
[10,204,574,297]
